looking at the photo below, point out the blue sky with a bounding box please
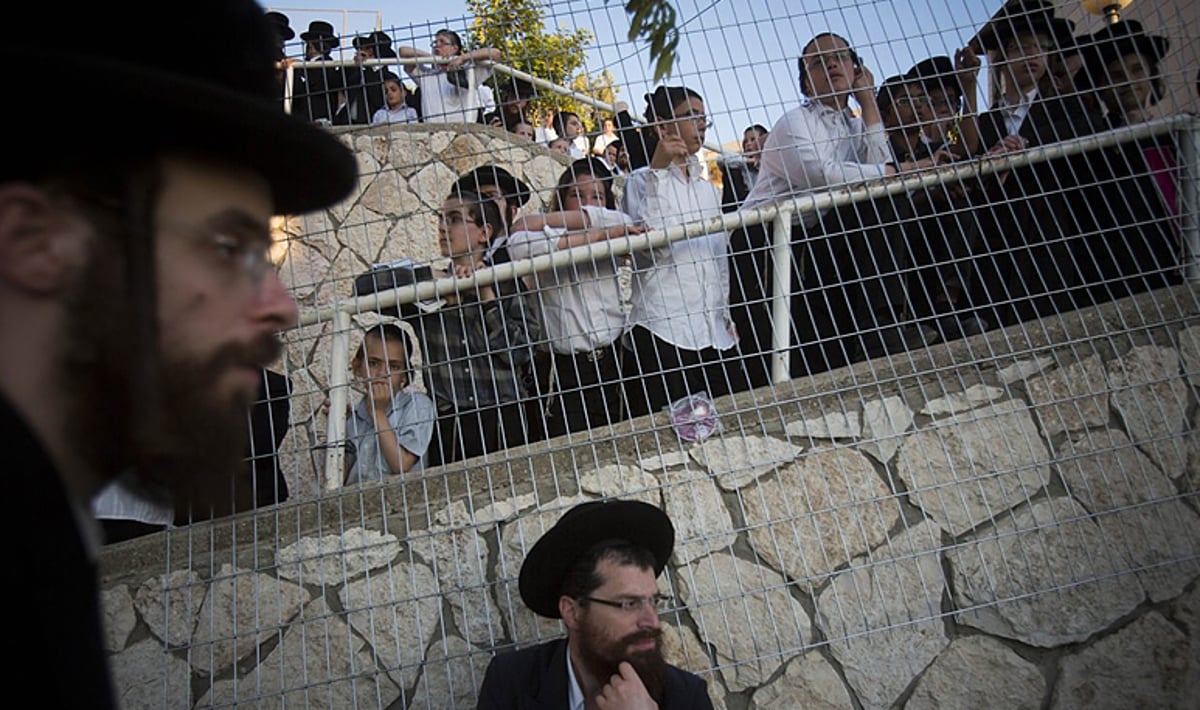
[269,0,1000,147]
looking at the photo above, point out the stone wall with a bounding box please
[95,124,1200,707]
[97,283,1200,709]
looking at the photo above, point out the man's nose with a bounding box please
[256,269,300,330]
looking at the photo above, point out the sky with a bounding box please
[268,0,1002,149]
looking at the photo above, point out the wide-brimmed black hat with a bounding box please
[300,20,339,43]
[354,30,393,52]
[905,55,962,98]
[977,0,1075,53]
[265,11,295,41]
[3,1,356,215]
[454,165,531,207]
[1076,20,1170,101]
[501,76,538,101]
[518,499,675,619]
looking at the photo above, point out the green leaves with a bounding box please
[620,0,680,82]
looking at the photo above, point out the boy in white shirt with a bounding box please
[371,73,419,125]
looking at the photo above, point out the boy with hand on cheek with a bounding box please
[344,324,435,484]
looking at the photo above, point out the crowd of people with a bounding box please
[269,13,637,172]
[83,1,1192,527]
[5,0,1190,705]
[328,0,1190,478]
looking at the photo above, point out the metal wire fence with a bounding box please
[97,1,1200,708]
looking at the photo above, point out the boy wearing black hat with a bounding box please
[339,30,397,125]
[293,19,346,124]
[975,0,1079,148]
[1069,20,1180,305]
[477,499,713,709]
[0,0,356,705]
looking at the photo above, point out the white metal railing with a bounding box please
[290,93,1198,488]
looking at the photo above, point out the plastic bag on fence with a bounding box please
[668,392,720,443]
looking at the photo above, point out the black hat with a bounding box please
[518,500,675,619]
[300,20,339,44]
[644,85,703,122]
[1077,20,1169,101]
[453,165,531,207]
[2,1,356,215]
[265,11,294,41]
[978,0,1075,53]
[905,55,962,98]
[875,74,911,118]
[501,76,537,100]
[354,30,393,52]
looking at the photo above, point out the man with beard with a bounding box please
[477,499,713,709]
[0,0,356,705]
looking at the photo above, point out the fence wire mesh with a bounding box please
[97,1,1199,708]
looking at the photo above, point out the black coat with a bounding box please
[7,395,117,708]
[338,65,389,125]
[291,53,345,123]
[476,638,714,710]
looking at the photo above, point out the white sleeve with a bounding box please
[761,108,889,194]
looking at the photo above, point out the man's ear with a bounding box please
[0,183,86,296]
[559,595,580,631]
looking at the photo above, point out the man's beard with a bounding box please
[63,238,281,520]
[575,615,669,705]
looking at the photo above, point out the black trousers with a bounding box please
[537,342,630,438]
[623,326,742,419]
[427,402,527,467]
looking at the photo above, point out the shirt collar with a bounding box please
[566,648,585,710]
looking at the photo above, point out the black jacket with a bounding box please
[477,638,714,710]
[7,395,117,708]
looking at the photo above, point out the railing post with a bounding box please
[323,309,352,491]
[1179,117,1200,282]
[770,208,793,384]
[465,65,479,120]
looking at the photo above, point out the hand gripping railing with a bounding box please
[291,97,1197,489]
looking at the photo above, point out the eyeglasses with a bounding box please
[580,594,675,614]
[165,220,275,285]
[804,50,856,69]
[674,112,714,129]
[432,39,457,49]
[438,211,484,228]
[895,96,934,109]
[1004,40,1054,55]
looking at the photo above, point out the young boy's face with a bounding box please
[437,197,490,260]
[353,333,408,404]
[384,80,406,109]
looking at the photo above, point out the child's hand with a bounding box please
[650,130,690,169]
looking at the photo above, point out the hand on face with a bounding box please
[595,661,658,710]
[650,128,690,169]
[954,46,981,86]
[851,62,875,103]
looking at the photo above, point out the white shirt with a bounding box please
[995,87,1040,136]
[371,105,419,125]
[409,62,494,123]
[593,132,618,155]
[622,157,735,352]
[566,648,585,710]
[92,472,174,526]
[742,100,891,226]
[507,206,633,353]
